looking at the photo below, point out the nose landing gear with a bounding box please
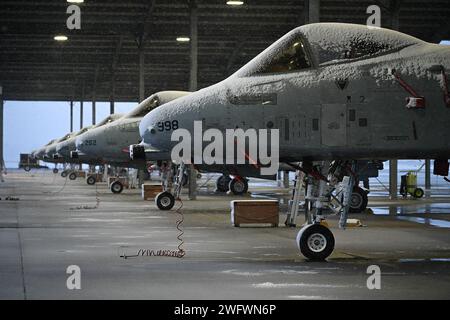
[288,160,358,261]
[155,161,185,211]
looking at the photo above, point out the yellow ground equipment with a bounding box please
[400,171,424,198]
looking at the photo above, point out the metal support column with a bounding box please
[305,0,320,24]
[80,82,84,130]
[110,70,115,114]
[70,100,74,132]
[189,0,198,92]
[139,43,145,103]
[425,159,431,190]
[390,0,400,31]
[389,160,398,199]
[92,65,98,125]
[188,0,198,200]
[0,86,4,176]
[283,171,289,188]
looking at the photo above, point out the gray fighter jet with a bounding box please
[72,91,190,192]
[30,114,123,175]
[58,113,124,165]
[135,23,450,260]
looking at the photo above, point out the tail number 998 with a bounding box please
[157,120,179,132]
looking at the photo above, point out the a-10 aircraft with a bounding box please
[133,23,450,260]
[71,91,190,193]
[31,114,124,175]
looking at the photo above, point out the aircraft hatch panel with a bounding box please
[321,104,347,147]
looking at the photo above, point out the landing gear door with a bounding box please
[321,104,347,147]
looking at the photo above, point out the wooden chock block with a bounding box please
[230,200,279,227]
[142,184,163,200]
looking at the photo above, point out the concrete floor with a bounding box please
[1,170,450,300]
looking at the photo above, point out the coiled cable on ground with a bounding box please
[70,178,101,210]
[120,197,185,259]
[43,174,68,194]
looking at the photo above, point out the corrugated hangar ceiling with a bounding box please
[0,0,449,102]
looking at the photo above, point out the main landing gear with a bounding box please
[215,175,249,195]
[286,160,359,261]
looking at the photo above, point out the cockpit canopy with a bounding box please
[57,133,73,143]
[125,91,191,119]
[93,113,124,128]
[45,139,56,146]
[236,23,423,77]
[126,96,160,118]
[74,125,93,137]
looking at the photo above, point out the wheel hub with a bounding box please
[233,181,245,193]
[350,193,362,208]
[160,196,170,207]
[307,233,327,252]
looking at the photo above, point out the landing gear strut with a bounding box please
[155,161,185,211]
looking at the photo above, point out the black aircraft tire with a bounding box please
[229,177,248,195]
[53,168,59,174]
[110,181,123,194]
[349,186,368,213]
[87,176,96,185]
[296,224,335,261]
[155,191,175,211]
[24,166,31,172]
[69,172,77,180]
[215,175,231,192]
[61,171,67,178]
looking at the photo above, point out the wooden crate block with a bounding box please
[87,173,103,182]
[230,200,279,227]
[141,184,164,200]
[76,171,86,178]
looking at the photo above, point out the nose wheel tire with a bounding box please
[155,191,175,211]
[110,181,124,194]
[349,186,368,213]
[229,177,248,195]
[69,172,77,180]
[86,175,96,185]
[61,171,68,178]
[53,168,59,174]
[215,175,231,192]
[296,224,335,261]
